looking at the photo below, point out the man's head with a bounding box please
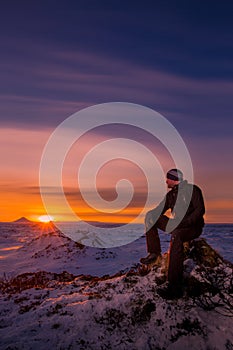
[166,169,183,188]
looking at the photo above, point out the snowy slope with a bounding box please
[0,236,233,350]
[0,222,233,349]
[0,222,146,278]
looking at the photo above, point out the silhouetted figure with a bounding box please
[141,169,205,299]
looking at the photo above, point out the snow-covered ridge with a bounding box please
[0,233,232,350]
[0,222,143,278]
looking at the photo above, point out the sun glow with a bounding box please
[38,215,54,223]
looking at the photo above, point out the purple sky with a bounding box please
[0,1,233,222]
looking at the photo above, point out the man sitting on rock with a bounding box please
[140,169,205,299]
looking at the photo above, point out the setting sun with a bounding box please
[38,215,54,223]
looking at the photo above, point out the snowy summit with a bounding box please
[0,222,232,350]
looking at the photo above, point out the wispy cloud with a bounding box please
[1,2,233,224]
[1,44,233,134]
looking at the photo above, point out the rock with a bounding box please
[190,238,226,267]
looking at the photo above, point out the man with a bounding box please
[141,168,205,299]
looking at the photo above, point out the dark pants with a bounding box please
[145,214,202,286]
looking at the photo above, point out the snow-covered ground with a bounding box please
[0,222,147,278]
[0,222,232,349]
[0,222,232,278]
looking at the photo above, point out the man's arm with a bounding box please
[180,185,205,227]
[145,196,168,230]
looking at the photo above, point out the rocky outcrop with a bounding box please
[0,238,232,350]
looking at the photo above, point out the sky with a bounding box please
[0,0,233,223]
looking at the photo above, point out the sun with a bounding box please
[38,215,54,223]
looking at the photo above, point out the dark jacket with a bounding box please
[151,180,205,230]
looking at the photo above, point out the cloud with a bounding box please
[1,44,233,138]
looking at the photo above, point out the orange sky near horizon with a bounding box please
[0,126,232,224]
[0,128,233,223]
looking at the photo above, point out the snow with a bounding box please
[0,222,233,349]
[0,222,146,278]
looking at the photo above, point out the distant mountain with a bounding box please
[13,217,33,223]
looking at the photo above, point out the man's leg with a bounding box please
[158,226,202,299]
[168,227,202,286]
[145,214,168,254]
[141,214,168,263]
